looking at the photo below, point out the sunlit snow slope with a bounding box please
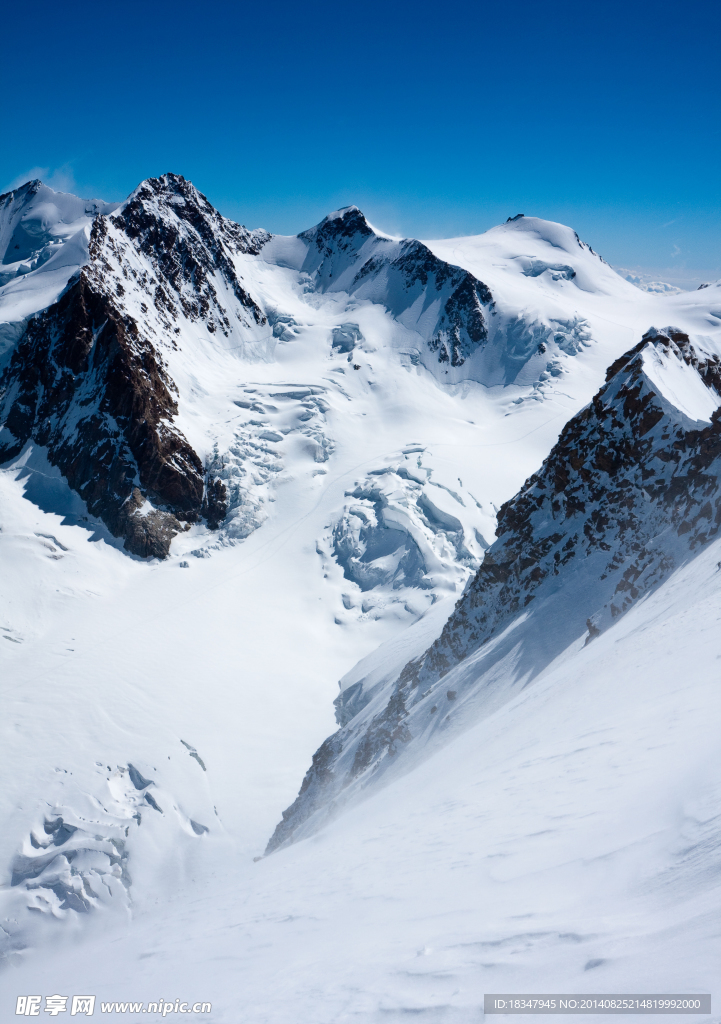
[0,176,718,1022]
[7,531,719,1022]
[0,180,117,365]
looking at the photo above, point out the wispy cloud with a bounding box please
[671,244,681,258]
[614,263,718,291]
[618,268,682,294]
[2,163,76,195]
[3,166,49,192]
[661,218,678,228]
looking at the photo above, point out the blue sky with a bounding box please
[2,0,719,285]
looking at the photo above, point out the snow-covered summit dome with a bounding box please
[0,179,117,269]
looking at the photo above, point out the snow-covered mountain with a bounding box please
[269,204,493,367]
[0,179,117,286]
[0,175,273,557]
[0,174,719,1021]
[0,181,117,356]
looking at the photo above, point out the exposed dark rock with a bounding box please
[584,618,601,645]
[127,765,152,790]
[111,174,269,330]
[299,205,374,264]
[202,476,229,530]
[357,237,492,367]
[0,272,202,558]
[407,328,721,687]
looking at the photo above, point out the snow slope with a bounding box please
[0,178,719,1021]
[2,518,719,1023]
[0,181,118,366]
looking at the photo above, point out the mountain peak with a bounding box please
[490,213,609,265]
[121,172,210,216]
[326,204,363,219]
[0,179,43,205]
[299,204,375,247]
[0,172,270,558]
[0,179,117,273]
[115,173,269,263]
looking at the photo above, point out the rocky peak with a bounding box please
[117,173,270,259]
[299,204,375,254]
[0,174,276,558]
[296,204,493,368]
[0,270,207,558]
[0,178,43,208]
[295,205,375,286]
[358,237,493,366]
[408,328,721,684]
[605,325,721,395]
[110,173,269,329]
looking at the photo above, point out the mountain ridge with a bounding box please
[0,174,268,556]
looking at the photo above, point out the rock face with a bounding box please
[0,174,269,558]
[0,272,204,558]
[266,326,721,852]
[297,206,493,366]
[110,174,268,332]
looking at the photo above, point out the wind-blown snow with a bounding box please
[0,182,118,366]
[2,532,719,1022]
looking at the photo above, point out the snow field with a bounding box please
[3,531,719,1022]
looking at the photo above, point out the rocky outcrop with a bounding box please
[298,206,493,366]
[405,328,721,681]
[361,237,492,366]
[266,327,721,852]
[0,270,205,557]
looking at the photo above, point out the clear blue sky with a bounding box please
[2,0,719,285]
